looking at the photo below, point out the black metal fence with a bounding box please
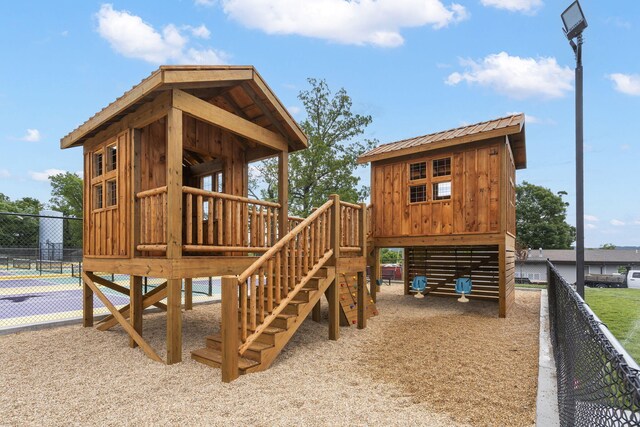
[547,260,640,426]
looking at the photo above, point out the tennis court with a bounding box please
[0,267,221,330]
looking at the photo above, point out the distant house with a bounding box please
[517,249,640,283]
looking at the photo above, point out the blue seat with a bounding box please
[455,277,472,294]
[411,276,427,293]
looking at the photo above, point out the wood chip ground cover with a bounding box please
[0,286,539,426]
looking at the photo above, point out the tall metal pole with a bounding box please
[575,34,585,298]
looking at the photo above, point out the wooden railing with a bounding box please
[137,186,167,251]
[220,197,338,381]
[182,186,280,253]
[339,201,365,254]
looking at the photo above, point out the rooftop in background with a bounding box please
[522,249,640,264]
[60,65,307,152]
[357,113,526,168]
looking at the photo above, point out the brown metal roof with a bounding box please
[60,65,307,151]
[358,113,526,168]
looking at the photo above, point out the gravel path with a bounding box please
[0,286,539,426]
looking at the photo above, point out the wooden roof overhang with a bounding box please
[60,66,307,160]
[358,114,527,169]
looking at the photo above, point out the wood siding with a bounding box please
[371,140,503,239]
[84,130,131,257]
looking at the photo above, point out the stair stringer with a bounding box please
[243,266,336,374]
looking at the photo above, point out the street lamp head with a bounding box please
[562,1,588,40]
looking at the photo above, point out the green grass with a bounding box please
[515,283,547,290]
[585,288,640,363]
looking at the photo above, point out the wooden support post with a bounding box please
[327,280,339,340]
[403,247,410,296]
[499,242,506,319]
[166,106,183,259]
[131,128,142,257]
[129,275,142,348]
[312,300,321,323]
[357,271,366,329]
[330,194,341,263]
[371,247,380,302]
[166,278,182,364]
[184,278,193,310]
[221,276,239,383]
[83,274,93,327]
[278,150,288,240]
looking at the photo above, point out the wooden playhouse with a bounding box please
[61,66,372,382]
[359,114,526,317]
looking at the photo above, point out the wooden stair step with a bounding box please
[206,334,274,352]
[191,348,259,371]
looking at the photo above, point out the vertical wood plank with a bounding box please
[186,194,193,245]
[207,197,214,245]
[327,279,339,341]
[197,195,203,245]
[240,280,247,341]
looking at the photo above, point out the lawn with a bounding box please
[585,287,640,363]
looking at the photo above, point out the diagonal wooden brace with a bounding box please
[82,272,163,363]
[96,281,168,331]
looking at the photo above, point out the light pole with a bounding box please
[562,1,588,298]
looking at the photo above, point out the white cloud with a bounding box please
[96,4,226,64]
[610,219,625,226]
[218,0,468,47]
[586,223,597,230]
[194,0,216,5]
[0,169,10,178]
[608,73,640,96]
[634,219,640,225]
[287,106,301,115]
[480,0,542,13]
[446,52,573,100]
[621,144,631,151]
[19,129,41,142]
[584,215,599,222]
[187,24,211,39]
[29,168,66,182]
[605,17,631,30]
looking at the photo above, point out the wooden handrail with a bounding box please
[238,199,334,283]
[136,186,167,198]
[238,249,333,355]
[182,186,281,208]
[339,200,362,210]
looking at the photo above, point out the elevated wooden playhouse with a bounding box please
[359,114,526,317]
[61,66,372,382]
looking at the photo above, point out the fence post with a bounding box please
[221,275,239,382]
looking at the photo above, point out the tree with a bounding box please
[49,172,83,217]
[254,78,376,216]
[600,243,616,250]
[380,248,402,264]
[48,172,83,249]
[0,193,43,248]
[516,181,576,250]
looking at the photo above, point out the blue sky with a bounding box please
[0,0,638,247]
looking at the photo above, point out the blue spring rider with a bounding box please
[411,275,427,299]
[455,277,472,303]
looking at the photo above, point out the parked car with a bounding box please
[585,270,640,289]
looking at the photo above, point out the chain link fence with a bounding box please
[0,211,220,332]
[547,260,640,426]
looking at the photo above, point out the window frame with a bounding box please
[90,138,118,213]
[407,156,452,204]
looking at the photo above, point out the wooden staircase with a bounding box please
[192,267,336,374]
